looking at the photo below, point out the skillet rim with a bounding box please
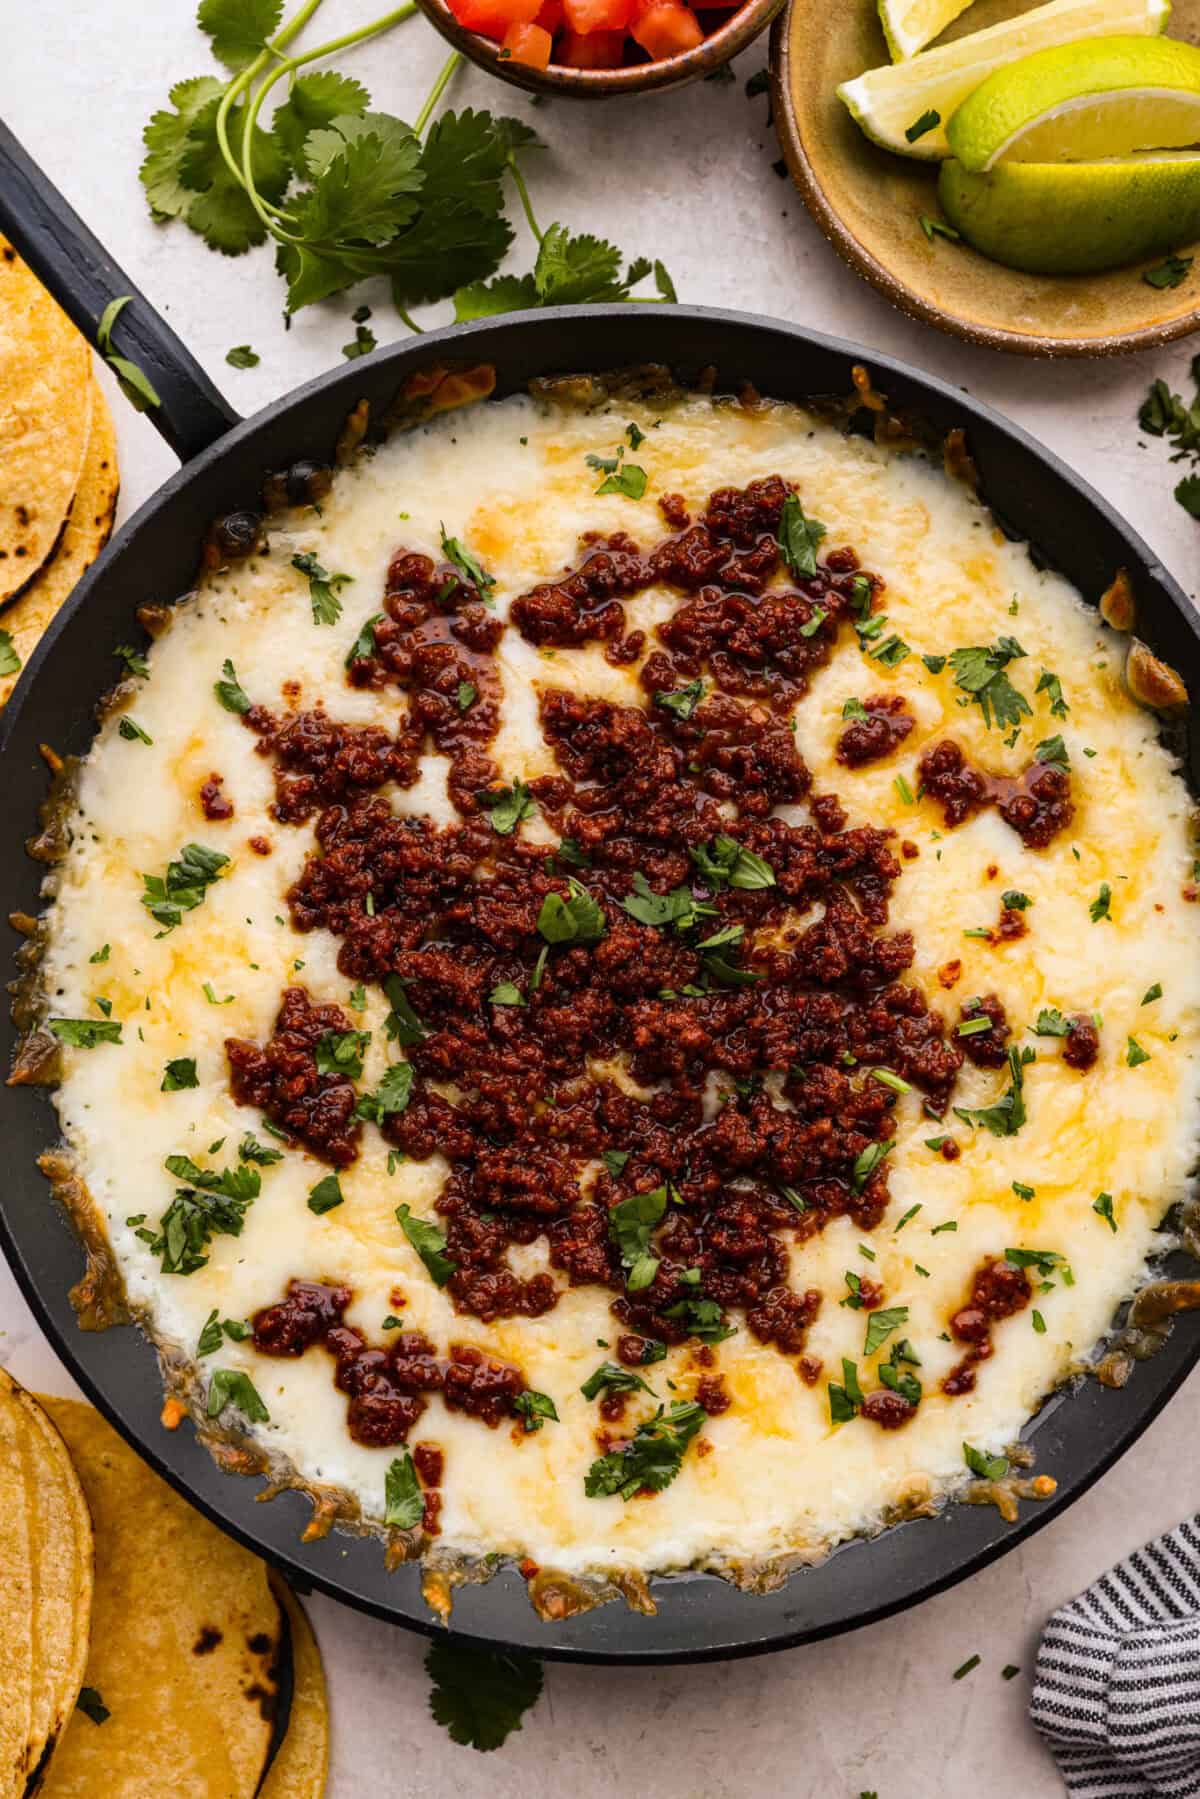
[2,301,1199,1665]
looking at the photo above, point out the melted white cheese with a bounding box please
[40,392,1200,1577]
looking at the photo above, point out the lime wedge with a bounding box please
[947,34,1200,170]
[938,150,1200,272]
[878,0,974,62]
[838,0,1170,160]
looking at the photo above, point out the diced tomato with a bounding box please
[502,19,554,63]
[558,25,626,63]
[535,0,564,27]
[630,0,702,54]
[448,0,541,40]
[563,0,634,32]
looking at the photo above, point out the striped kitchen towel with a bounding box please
[1031,1517,1200,1797]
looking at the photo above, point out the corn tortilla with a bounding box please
[0,1378,34,1799]
[0,1373,93,1795]
[0,238,94,610]
[261,1575,329,1799]
[37,1397,281,1799]
[0,376,118,706]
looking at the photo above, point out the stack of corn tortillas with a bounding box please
[0,236,121,707]
[0,1371,328,1797]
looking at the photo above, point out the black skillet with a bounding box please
[2,120,1198,1665]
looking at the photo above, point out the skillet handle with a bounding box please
[0,121,241,465]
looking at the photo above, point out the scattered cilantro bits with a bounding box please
[75,1687,110,1726]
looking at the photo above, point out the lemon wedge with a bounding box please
[946,34,1200,170]
[938,150,1200,272]
[838,0,1170,159]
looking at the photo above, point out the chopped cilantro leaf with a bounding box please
[385,1452,424,1528]
[777,492,826,579]
[315,1028,370,1080]
[1035,734,1070,771]
[307,1173,344,1214]
[141,842,229,934]
[114,643,149,679]
[538,879,606,947]
[396,1202,456,1286]
[214,657,252,713]
[478,778,536,835]
[161,1056,198,1091]
[1126,1036,1151,1067]
[963,1442,1007,1481]
[948,638,1030,731]
[954,1044,1030,1137]
[1090,883,1112,923]
[1036,669,1069,718]
[292,550,352,626]
[513,1390,559,1433]
[689,835,776,892]
[1093,1190,1118,1231]
[654,678,705,720]
[49,1018,122,1049]
[905,108,940,142]
[584,1400,705,1500]
[206,1367,269,1424]
[383,975,426,1047]
[864,1306,908,1357]
[852,1138,893,1192]
[1144,253,1193,290]
[595,459,647,500]
[439,524,496,598]
[356,1061,414,1124]
[345,613,384,667]
[608,1185,668,1291]
[581,1361,655,1401]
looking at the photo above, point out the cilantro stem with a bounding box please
[414,50,462,136]
[508,157,543,244]
[396,305,424,333]
[240,2,420,239]
[214,0,325,202]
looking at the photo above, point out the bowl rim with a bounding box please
[768,6,1200,361]
[414,0,784,97]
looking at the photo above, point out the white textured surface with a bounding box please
[2,4,1200,1793]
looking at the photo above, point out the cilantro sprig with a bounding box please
[139,2,674,329]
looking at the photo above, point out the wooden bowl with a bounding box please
[414,0,784,96]
[770,0,1200,357]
